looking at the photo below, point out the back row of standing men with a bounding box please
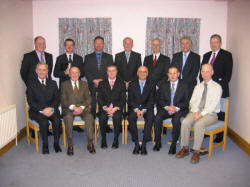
[20,34,233,163]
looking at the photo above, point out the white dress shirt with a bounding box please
[208,49,220,64]
[183,50,190,59]
[153,53,160,61]
[189,79,222,116]
[38,78,46,85]
[66,53,74,61]
[69,80,85,110]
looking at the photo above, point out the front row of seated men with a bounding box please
[26,62,222,164]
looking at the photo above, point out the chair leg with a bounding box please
[208,134,214,158]
[94,122,97,145]
[27,126,30,145]
[35,130,39,152]
[62,123,66,147]
[222,130,227,152]
[122,120,124,144]
[125,121,128,144]
[152,128,155,145]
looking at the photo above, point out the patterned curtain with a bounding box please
[146,18,200,59]
[59,18,112,58]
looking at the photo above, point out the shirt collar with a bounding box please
[38,77,46,84]
[203,79,213,85]
[183,50,190,57]
[170,79,178,85]
[66,53,73,59]
[108,78,116,83]
[212,48,220,56]
[153,52,160,59]
[95,51,103,55]
[71,80,79,86]
[139,79,146,84]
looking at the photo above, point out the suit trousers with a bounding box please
[180,112,217,151]
[30,111,60,146]
[89,85,98,117]
[63,110,94,146]
[98,110,122,141]
[128,110,154,144]
[154,109,187,145]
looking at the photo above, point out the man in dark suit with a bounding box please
[26,63,61,154]
[61,66,95,155]
[21,36,53,87]
[54,38,84,133]
[54,38,84,86]
[114,37,142,89]
[84,36,114,118]
[128,66,155,155]
[171,36,200,98]
[154,66,189,154]
[143,38,170,84]
[97,65,126,149]
[201,34,233,143]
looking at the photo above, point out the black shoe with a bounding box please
[168,145,176,155]
[112,140,119,149]
[54,144,62,153]
[163,127,167,134]
[31,129,35,138]
[141,144,147,155]
[153,142,161,152]
[48,130,53,136]
[214,135,223,143]
[73,126,84,133]
[133,145,140,155]
[42,145,49,154]
[106,126,113,133]
[101,139,108,149]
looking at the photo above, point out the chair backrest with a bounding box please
[220,98,229,127]
[24,96,30,126]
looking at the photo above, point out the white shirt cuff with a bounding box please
[69,105,75,110]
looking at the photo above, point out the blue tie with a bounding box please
[171,83,175,106]
[181,53,187,79]
[97,53,101,70]
[140,82,144,94]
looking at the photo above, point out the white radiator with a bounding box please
[0,105,18,149]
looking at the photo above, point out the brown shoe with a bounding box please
[67,146,74,156]
[176,147,189,158]
[190,152,200,164]
[87,143,96,154]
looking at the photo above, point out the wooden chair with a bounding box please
[124,117,155,145]
[190,98,229,158]
[25,97,66,152]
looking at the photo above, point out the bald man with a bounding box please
[128,66,155,155]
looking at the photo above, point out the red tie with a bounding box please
[41,80,46,89]
[210,53,216,65]
[153,55,157,67]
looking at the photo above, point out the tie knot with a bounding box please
[172,83,175,88]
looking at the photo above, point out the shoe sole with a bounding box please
[176,153,189,158]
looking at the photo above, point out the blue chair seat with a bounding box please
[95,117,113,122]
[205,120,224,131]
[74,116,83,122]
[137,117,145,122]
[163,117,184,124]
[29,119,52,127]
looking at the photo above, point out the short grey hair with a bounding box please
[123,37,133,44]
[36,62,48,69]
[210,34,222,43]
[180,36,192,44]
[152,38,161,45]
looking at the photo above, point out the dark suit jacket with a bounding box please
[128,79,155,112]
[97,78,126,114]
[21,50,53,86]
[143,54,170,84]
[84,52,113,92]
[114,51,142,82]
[171,51,200,93]
[157,79,189,112]
[26,78,60,115]
[200,49,233,98]
[60,80,91,116]
[54,53,84,85]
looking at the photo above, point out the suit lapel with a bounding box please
[182,52,192,73]
[33,51,40,63]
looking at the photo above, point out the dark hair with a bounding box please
[106,64,117,70]
[34,36,45,43]
[168,65,179,72]
[64,38,75,46]
[210,34,222,43]
[94,36,104,42]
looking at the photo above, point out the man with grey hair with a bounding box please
[26,63,61,154]
[171,36,200,99]
[21,36,53,87]
[114,37,142,89]
[200,34,233,143]
[176,64,222,164]
[143,38,170,85]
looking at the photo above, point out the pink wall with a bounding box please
[227,0,250,143]
[0,0,33,130]
[32,0,228,64]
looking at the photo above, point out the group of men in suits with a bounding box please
[20,34,233,163]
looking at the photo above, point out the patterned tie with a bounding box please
[210,53,216,65]
[73,81,79,95]
[181,53,187,79]
[40,53,45,63]
[140,82,144,94]
[170,83,175,106]
[153,55,157,67]
[41,79,46,89]
[198,83,207,112]
[97,53,101,70]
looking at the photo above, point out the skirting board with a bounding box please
[0,127,26,157]
[228,127,250,156]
